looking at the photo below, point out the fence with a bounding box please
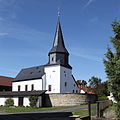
[96,100,113,118]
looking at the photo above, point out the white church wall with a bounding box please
[13,97,18,106]
[12,79,43,91]
[60,66,77,93]
[45,65,60,93]
[0,97,6,106]
[24,97,30,106]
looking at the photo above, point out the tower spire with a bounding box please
[48,12,72,69]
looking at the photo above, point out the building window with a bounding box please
[31,84,34,91]
[74,84,75,87]
[65,82,67,87]
[18,85,20,91]
[73,90,74,93]
[25,85,28,91]
[30,72,33,74]
[76,90,78,93]
[52,57,54,61]
[48,85,52,91]
[65,74,66,77]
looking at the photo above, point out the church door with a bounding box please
[18,97,24,106]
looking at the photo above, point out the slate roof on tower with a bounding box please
[48,17,69,55]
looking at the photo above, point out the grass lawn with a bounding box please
[0,105,86,113]
[72,109,88,117]
[73,105,97,117]
[0,104,97,117]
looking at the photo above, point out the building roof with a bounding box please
[48,17,69,55]
[13,65,45,82]
[0,76,13,86]
[0,90,46,97]
[77,81,95,94]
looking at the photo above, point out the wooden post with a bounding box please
[88,101,91,120]
[97,102,100,118]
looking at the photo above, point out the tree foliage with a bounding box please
[88,76,109,98]
[88,76,101,88]
[77,80,87,86]
[29,96,38,107]
[104,20,120,119]
[5,98,14,107]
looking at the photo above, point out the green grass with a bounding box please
[0,105,86,113]
[72,109,88,117]
[105,104,115,110]
[73,104,97,117]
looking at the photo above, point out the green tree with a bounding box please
[88,76,101,88]
[104,20,120,119]
[5,98,14,107]
[29,96,38,107]
[81,80,87,86]
[77,80,87,86]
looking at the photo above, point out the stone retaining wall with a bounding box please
[44,93,97,107]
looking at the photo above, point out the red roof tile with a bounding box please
[0,76,14,86]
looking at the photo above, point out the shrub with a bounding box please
[5,98,14,107]
[29,96,38,107]
[98,96,108,101]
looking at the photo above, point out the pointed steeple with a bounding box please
[48,12,72,69]
[49,11,69,55]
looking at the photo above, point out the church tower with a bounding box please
[44,13,77,93]
[48,13,72,69]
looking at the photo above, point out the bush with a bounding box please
[29,96,38,107]
[98,96,108,101]
[5,98,14,107]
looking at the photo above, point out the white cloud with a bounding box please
[0,32,8,36]
[84,0,95,8]
[72,52,101,62]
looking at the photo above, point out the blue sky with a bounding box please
[0,0,120,82]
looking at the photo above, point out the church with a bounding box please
[12,15,77,94]
[0,15,97,107]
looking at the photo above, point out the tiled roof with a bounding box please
[0,76,13,86]
[13,65,45,82]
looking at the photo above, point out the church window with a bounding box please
[73,90,74,93]
[65,82,67,87]
[25,85,28,91]
[48,85,52,91]
[74,84,75,87]
[31,84,34,91]
[65,74,66,77]
[52,57,54,61]
[18,85,20,91]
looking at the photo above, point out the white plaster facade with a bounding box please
[12,65,77,94]
[45,65,77,93]
[12,79,43,91]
